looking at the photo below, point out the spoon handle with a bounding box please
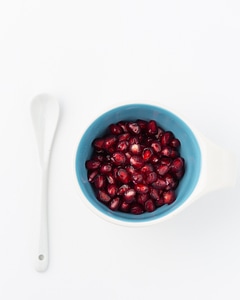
[35,165,49,272]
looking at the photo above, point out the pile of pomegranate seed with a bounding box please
[85,120,185,214]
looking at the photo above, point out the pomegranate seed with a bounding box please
[149,187,160,201]
[156,164,169,176]
[92,138,105,150]
[117,121,128,132]
[163,190,176,204]
[97,190,111,203]
[129,143,141,154]
[130,155,144,169]
[123,188,136,203]
[152,178,166,190]
[171,157,184,173]
[175,168,185,179]
[135,183,149,194]
[155,197,165,207]
[125,165,135,174]
[141,163,154,174]
[145,171,157,184]
[137,193,148,206]
[142,147,153,161]
[100,163,112,174]
[147,120,158,135]
[161,131,174,146]
[111,152,126,165]
[107,184,118,197]
[150,154,160,164]
[161,146,178,158]
[86,160,101,170]
[109,197,121,210]
[130,203,144,214]
[144,199,155,212]
[109,124,123,135]
[170,138,181,148]
[163,173,178,190]
[132,171,144,184]
[161,157,172,165]
[155,127,164,139]
[104,135,117,150]
[118,184,130,195]
[151,141,161,153]
[94,175,106,189]
[118,133,131,141]
[136,119,148,130]
[129,136,139,145]
[128,122,141,134]
[120,201,131,212]
[116,140,129,152]
[106,174,116,184]
[88,170,98,182]
[117,168,130,183]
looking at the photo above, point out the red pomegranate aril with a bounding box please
[88,170,98,182]
[142,147,153,161]
[123,188,136,203]
[94,175,106,189]
[149,187,160,201]
[109,197,121,210]
[163,190,176,204]
[150,154,160,164]
[155,197,165,207]
[175,169,185,180]
[128,122,141,134]
[146,171,157,184]
[144,199,155,212]
[118,133,131,141]
[151,141,161,153]
[156,164,169,176]
[171,157,184,173]
[147,120,158,135]
[137,193,149,206]
[155,127,164,139]
[161,146,179,158]
[120,201,131,212]
[118,184,130,195]
[104,135,117,150]
[130,203,144,215]
[116,140,129,152]
[161,131,174,146]
[117,121,129,132]
[107,184,118,197]
[132,171,144,184]
[93,138,105,150]
[129,136,139,145]
[100,163,112,174]
[152,178,166,190]
[130,155,144,169]
[170,138,181,148]
[163,173,178,190]
[117,168,130,183]
[136,119,148,130]
[111,152,126,165]
[161,157,172,166]
[135,183,149,194]
[86,160,101,170]
[109,124,123,135]
[129,143,141,154]
[141,163,154,174]
[97,190,111,203]
[106,174,116,185]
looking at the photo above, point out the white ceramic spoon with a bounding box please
[30,94,60,272]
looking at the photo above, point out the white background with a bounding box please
[1,1,240,299]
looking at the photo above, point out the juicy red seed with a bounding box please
[175,169,185,179]
[135,183,149,194]
[130,203,144,214]
[151,141,161,153]
[132,171,144,184]
[144,199,155,212]
[94,175,106,189]
[130,155,144,169]
[129,136,139,145]
[145,171,157,184]
[111,152,126,165]
[86,160,101,170]
[109,197,121,210]
[136,119,148,130]
[170,138,181,148]
[120,201,131,212]
[150,154,160,164]
[118,133,131,141]
[125,165,135,174]
[163,190,176,204]
[92,138,105,150]
[100,163,112,174]
[152,178,166,190]
[156,164,169,176]
[109,124,123,135]
[161,146,179,158]
[97,190,111,203]
[129,143,141,154]
[161,131,174,146]
[141,163,154,174]
[107,184,118,197]
[161,157,172,165]
[147,120,158,135]
[118,184,130,195]
[149,188,160,201]
[88,170,98,182]
[123,189,136,203]
[104,135,117,149]
[155,197,165,207]
[155,127,165,139]
[163,173,178,190]
[171,157,184,173]
[142,147,153,161]
[116,140,129,152]
[137,193,149,205]
[117,168,130,183]
[106,174,116,184]
[128,122,141,134]
[117,121,129,132]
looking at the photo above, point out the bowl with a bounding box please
[75,103,236,226]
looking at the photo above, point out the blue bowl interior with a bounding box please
[75,104,201,223]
